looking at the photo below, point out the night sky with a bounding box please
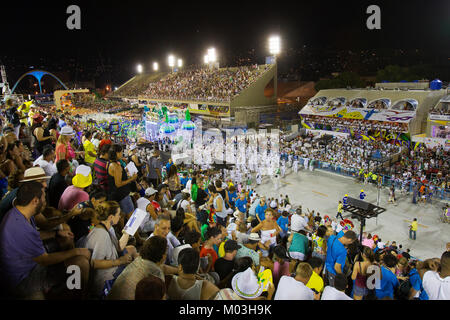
[1,0,449,90]
[3,0,449,64]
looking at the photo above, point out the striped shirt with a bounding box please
[93,158,109,191]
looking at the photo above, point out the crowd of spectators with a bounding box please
[0,97,449,302]
[430,102,450,116]
[301,115,409,134]
[142,65,270,103]
[281,132,402,173]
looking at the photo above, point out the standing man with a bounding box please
[147,149,162,188]
[409,218,418,240]
[336,201,344,221]
[83,131,97,167]
[342,194,349,209]
[324,230,358,287]
[359,189,366,200]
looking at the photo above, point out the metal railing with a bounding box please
[293,158,450,201]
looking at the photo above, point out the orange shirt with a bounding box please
[199,246,218,271]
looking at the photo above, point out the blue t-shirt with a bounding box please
[256,203,268,222]
[277,216,289,233]
[235,198,247,213]
[360,192,366,200]
[409,269,429,300]
[325,234,347,275]
[228,191,237,206]
[180,177,189,188]
[0,208,46,288]
[375,266,399,299]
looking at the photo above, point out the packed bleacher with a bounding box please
[142,65,271,102]
[0,97,449,302]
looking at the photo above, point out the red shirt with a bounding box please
[99,139,112,150]
[200,246,218,270]
[151,200,161,213]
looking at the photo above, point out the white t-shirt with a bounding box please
[33,156,57,177]
[291,214,308,232]
[274,276,314,300]
[177,199,190,212]
[136,197,154,233]
[185,179,192,195]
[422,271,450,300]
[321,286,353,300]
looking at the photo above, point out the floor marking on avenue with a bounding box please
[403,219,429,229]
[312,190,328,197]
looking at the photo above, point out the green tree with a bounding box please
[315,72,364,91]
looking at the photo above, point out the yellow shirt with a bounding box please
[18,102,32,125]
[338,203,343,213]
[28,109,36,126]
[411,221,418,231]
[306,271,324,293]
[83,139,96,164]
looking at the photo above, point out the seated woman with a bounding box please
[251,208,281,258]
[83,201,138,298]
[6,142,25,173]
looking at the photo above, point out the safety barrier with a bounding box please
[293,158,450,201]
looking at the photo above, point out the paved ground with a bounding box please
[254,167,450,260]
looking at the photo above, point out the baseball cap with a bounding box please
[145,187,157,197]
[224,240,242,252]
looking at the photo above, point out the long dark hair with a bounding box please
[168,164,178,178]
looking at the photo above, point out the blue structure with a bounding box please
[11,70,68,94]
[430,79,442,90]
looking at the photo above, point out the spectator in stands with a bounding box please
[375,253,399,300]
[214,240,241,282]
[33,145,57,177]
[324,230,358,287]
[166,248,219,300]
[134,275,166,300]
[93,144,110,192]
[58,165,92,211]
[83,201,137,298]
[83,131,97,166]
[275,262,316,300]
[0,181,91,299]
[422,251,450,300]
[107,236,177,300]
[321,273,353,300]
[107,144,137,218]
[48,160,70,209]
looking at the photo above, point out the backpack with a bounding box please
[395,278,412,300]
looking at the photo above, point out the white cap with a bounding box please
[145,187,157,196]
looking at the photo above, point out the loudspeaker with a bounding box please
[348,197,373,212]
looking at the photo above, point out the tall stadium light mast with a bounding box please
[168,55,175,72]
[153,62,159,72]
[268,35,281,62]
[204,48,217,69]
[137,64,143,74]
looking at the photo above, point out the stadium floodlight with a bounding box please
[168,55,175,68]
[137,64,143,74]
[207,48,216,62]
[268,35,281,56]
[153,62,159,71]
[177,59,183,68]
[204,55,209,64]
